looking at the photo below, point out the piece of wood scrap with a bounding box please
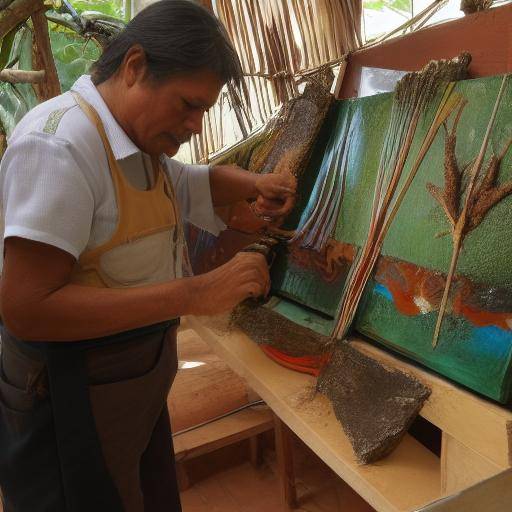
[173,405,273,462]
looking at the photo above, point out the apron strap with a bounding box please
[46,345,124,512]
[44,321,175,511]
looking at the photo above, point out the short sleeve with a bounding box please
[0,132,95,258]
[164,158,226,236]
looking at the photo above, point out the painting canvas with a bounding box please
[271,74,512,403]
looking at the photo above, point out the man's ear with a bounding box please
[120,45,147,87]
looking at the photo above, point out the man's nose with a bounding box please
[184,110,204,135]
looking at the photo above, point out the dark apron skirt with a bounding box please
[0,321,181,512]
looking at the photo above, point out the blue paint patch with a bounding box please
[374,283,393,302]
[469,325,512,359]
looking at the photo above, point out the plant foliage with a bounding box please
[364,0,412,13]
[0,0,124,150]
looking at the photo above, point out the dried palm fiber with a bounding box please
[212,69,335,234]
[183,0,362,163]
[248,69,334,181]
[317,342,431,464]
[231,303,431,465]
[289,107,354,252]
[429,74,512,348]
[332,53,471,341]
[210,69,334,170]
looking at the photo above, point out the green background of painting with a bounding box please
[271,75,512,402]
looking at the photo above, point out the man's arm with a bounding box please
[209,164,296,217]
[0,237,269,342]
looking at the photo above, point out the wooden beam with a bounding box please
[418,469,512,512]
[440,434,502,495]
[0,68,44,83]
[339,3,512,99]
[31,8,61,101]
[274,413,298,510]
[0,0,45,39]
[173,405,273,462]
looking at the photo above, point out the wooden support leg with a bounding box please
[175,461,191,492]
[273,414,297,511]
[441,433,503,495]
[250,434,263,468]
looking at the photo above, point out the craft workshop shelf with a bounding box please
[187,315,512,512]
[188,316,442,512]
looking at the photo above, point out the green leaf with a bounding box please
[364,0,412,13]
[0,25,19,71]
[71,0,123,19]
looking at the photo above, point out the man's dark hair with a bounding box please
[90,0,243,86]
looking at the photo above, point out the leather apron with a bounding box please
[0,93,186,512]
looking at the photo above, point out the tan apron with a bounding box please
[0,93,185,512]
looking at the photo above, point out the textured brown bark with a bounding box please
[0,131,6,158]
[0,0,44,39]
[31,8,61,101]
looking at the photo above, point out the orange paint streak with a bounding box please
[260,345,329,376]
[385,281,421,315]
[453,300,511,330]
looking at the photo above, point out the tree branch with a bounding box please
[31,8,61,101]
[0,0,46,39]
[0,68,44,83]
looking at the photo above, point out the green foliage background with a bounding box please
[0,0,124,148]
[364,0,412,12]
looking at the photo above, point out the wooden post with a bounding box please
[31,9,61,102]
[440,433,503,495]
[273,413,297,511]
[249,434,263,468]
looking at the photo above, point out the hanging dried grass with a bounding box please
[185,0,362,163]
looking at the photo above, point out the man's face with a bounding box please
[123,69,224,157]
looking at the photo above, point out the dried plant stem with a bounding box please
[431,74,509,348]
[332,53,472,341]
[333,87,462,340]
[382,85,462,237]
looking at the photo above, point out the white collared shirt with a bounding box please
[0,75,225,268]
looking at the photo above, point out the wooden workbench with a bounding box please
[187,315,512,512]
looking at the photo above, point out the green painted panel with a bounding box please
[271,74,512,402]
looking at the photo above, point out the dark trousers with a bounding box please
[0,323,181,512]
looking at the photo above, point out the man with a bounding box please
[0,1,296,511]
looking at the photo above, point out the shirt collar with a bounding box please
[70,75,141,161]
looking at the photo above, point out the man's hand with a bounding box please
[193,252,270,315]
[253,173,297,219]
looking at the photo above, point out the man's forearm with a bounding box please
[3,277,201,342]
[209,164,258,206]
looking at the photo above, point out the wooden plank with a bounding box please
[351,339,512,469]
[417,469,512,512]
[173,405,273,462]
[339,4,512,99]
[188,316,441,512]
[440,433,502,496]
